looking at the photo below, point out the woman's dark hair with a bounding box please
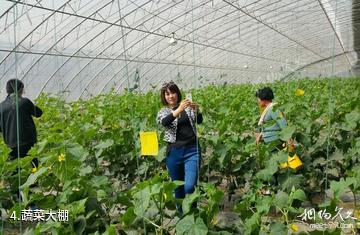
[6,79,24,94]
[255,87,274,101]
[160,81,182,106]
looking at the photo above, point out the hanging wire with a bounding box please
[1,151,2,234]
[190,0,201,190]
[127,68,146,233]
[117,0,130,90]
[12,1,22,233]
[257,21,259,81]
[324,0,338,215]
[0,65,3,235]
[51,0,69,211]
[52,0,66,102]
[135,150,147,234]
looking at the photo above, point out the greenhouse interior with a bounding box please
[0,0,359,234]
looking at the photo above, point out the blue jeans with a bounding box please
[166,145,200,201]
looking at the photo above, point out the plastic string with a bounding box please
[191,0,201,190]
[117,0,130,90]
[12,2,22,233]
[324,0,338,222]
[129,76,146,233]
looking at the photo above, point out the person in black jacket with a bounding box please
[0,79,43,168]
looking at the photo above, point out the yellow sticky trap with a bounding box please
[140,131,158,156]
[279,154,303,170]
[288,154,303,169]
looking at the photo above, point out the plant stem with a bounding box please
[159,189,164,235]
[151,195,161,212]
[143,216,161,229]
[278,208,289,225]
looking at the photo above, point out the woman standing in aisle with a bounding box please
[255,87,287,150]
[156,82,202,212]
[255,87,290,194]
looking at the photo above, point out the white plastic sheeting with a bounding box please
[0,0,356,100]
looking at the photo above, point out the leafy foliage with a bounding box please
[0,78,359,234]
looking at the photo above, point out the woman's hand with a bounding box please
[173,100,191,117]
[190,102,200,113]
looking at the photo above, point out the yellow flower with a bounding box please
[31,167,37,173]
[58,153,65,162]
[72,187,80,192]
[355,209,360,219]
[211,216,219,225]
[279,162,288,169]
[295,89,305,96]
[290,223,299,232]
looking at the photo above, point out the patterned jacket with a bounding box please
[156,107,197,143]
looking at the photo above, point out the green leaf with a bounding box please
[208,134,219,145]
[244,212,260,234]
[208,231,233,235]
[95,139,114,150]
[9,203,26,221]
[255,196,272,214]
[308,230,341,235]
[95,115,104,125]
[20,167,48,189]
[67,144,87,161]
[216,145,229,168]
[91,176,109,188]
[182,188,201,214]
[38,221,62,233]
[102,225,117,235]
[120,206,136,227]
[193,217,209,235]
[313,157,326,166]
[173,180,185,187]
[274,191,288,208]
[290,189,306,202]
[33,195,57,209]
[272,151,289,164]
[95,139,114,157]
[133,187,150,217]
[330,178,355,199]
[279,126,296,141]
[345,110,360,124]
[176,215,208,235]
[157,145,166,162]
[79,166,92,176]
[326,168,339,178]
[278,174,304,191]
[97,190,107,201]
[329,148,344,161]
[0,146,10,164]
[270,222,287,234]
[256,161,278,181]
[69,198,87,217]
[74,215,86,235]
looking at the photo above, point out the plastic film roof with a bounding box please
[0,0,357,100]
